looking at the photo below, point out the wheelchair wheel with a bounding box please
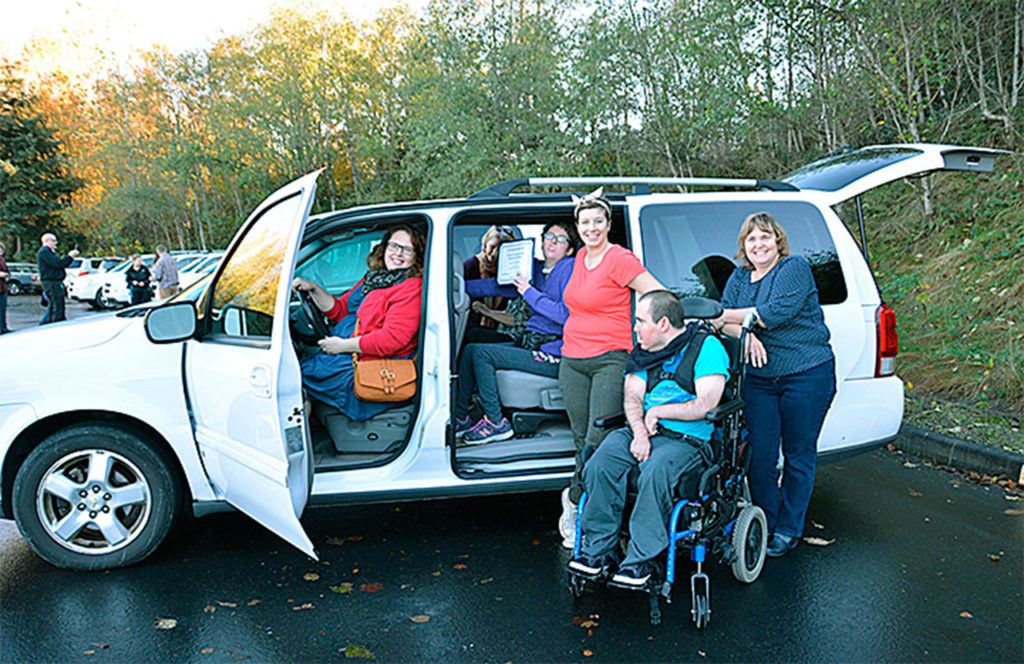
[730,505,767,583]
[693,592,710,629]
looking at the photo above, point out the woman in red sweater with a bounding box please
[293,225,425,421]
[558,189,662,547]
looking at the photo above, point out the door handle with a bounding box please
[249,365,272,398]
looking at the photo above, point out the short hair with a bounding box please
[156,244,168,254]
[542,220,580,253]
[129,253,140,260]
[41,233,56,243]
[735,212,791,270]
[367,224,426,278]
[639,289,685,328]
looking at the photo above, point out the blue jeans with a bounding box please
[455,342,559,422]
[744,358,836,538]
[0,290,8,332]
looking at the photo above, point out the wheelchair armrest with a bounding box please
[593,412,626,430]
[704,398,744,423]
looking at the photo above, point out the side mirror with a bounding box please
[144,301,197,344]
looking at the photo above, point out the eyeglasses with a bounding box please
[386,241,416,257]
[543,232,570,244]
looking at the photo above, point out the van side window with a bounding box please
[208,192,303,339]
[639,201,847,305]
[295,231,383,295]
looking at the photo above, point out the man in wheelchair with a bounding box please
[568,290,728,587]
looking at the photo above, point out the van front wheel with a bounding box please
[12,424,181,570]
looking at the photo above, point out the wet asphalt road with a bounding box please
[2,297,1023,663]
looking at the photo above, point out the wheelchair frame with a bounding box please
[566,304,767,629]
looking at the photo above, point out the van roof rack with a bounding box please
[468,176,798,198]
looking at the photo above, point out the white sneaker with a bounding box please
[558,488,577,549]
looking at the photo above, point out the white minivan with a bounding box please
[0,143,1007,570]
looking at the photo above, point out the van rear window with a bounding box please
[781,147,922,191]
[639,201,847,305]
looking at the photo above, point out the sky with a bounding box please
[1,0,426,73]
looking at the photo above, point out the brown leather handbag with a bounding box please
[351,321,417,402]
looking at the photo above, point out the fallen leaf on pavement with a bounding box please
[802,537,835,547]
[698,651,707,657]
[203,604,217,613]
[989,554,1001,562]
[327,537,346,546]
[1004,509,1024,516]
[479,577,494,585]
[408,615,431,623]
[154,617,177,630]
[360,582,384,593]
[810,520,825,530]
[216,600,238,608]
[247,599,261,606]
[531,539,540,545]
[909,490,923,497]
[347,535,364,542]
[292,603,315,611]
[84,650,95,655]
[200,648,215,655]
[431,571,441,577]
[303,573,320,582]
[1005,494,1021,501]
[572,614,600,629]
[452,563,467,570]
[582,649,593,657]
[330,582,354,594]
[886,443,897,452]
[903,461,918,468]
[343,644,375,659]
[90,643,109,650]
[959,611,973,619]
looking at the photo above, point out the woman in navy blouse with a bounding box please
[715,212,836,558]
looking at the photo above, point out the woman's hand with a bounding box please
[745,333,768,368]
[317,336,350,354]
[513,273,531,295]
[471,301,490,315]
[292,278,315,292]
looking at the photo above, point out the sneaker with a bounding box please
[568,551,619,577]
[453,415,474,439]
[558,488,577,549]
[611,559,661,588]
[766,533,799,558]
[461,416,514,445]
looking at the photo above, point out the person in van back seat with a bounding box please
[454,221,579,445]
[714,212,836,558]
[568,290,728,586]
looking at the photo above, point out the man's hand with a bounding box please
[643,405,663,436]
[630,433,651,463]
[68,249,80,258]
[317,336,348,354]
[745,333,768,368]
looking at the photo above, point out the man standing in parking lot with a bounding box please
[36,233,78,325]
[152,245,180,299]
[0,242,10,333]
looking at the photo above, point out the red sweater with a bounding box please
[326,277,423,359]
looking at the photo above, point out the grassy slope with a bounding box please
[842,151,1023,451]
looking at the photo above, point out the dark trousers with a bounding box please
[744,358,836,538]
[455,342,559,423]
[40,280,66,325]
[558,350,629,503]
[130,287,152,306]
[0,290,8,332]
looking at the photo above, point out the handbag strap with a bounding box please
[349,318,418,364]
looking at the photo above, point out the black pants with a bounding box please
[131,287,152,305]
[40,280,66,325]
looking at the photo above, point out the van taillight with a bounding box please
[876,303,898,377]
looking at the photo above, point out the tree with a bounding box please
[0,64,82,258]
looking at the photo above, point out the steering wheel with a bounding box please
[294,288,332,342]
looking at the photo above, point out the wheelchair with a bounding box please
[565,298,766,629]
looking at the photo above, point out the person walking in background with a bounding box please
[715,212,836,558]
[0,242,11,334]
[557,188,663,548]
[125,254,153,305]
[36,232,78,325]
[152,245,180,299]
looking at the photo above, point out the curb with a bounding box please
[895,424,1024,483]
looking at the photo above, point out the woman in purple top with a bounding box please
[715,212,836,558]
[455,221,580,445]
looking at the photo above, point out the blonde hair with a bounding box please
[735,211,790,270]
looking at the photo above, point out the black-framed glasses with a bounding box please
[542,232,570,244]
[386,241,416,257]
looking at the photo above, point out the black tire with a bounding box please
[693,593,710,630]
[12,424,182,570]
[730,505,767,583]
[8,280,21,296]
[90,290,105,310]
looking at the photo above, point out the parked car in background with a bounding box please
[4,263,42,296]
[100,253,207,308]
[68,257,143,309]
[175,252,225,292]
[0,144,1007,571]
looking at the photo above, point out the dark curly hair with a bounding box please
[367,224,426,278]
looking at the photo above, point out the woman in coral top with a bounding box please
[558,188,662,547]
[293,225,425,422]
